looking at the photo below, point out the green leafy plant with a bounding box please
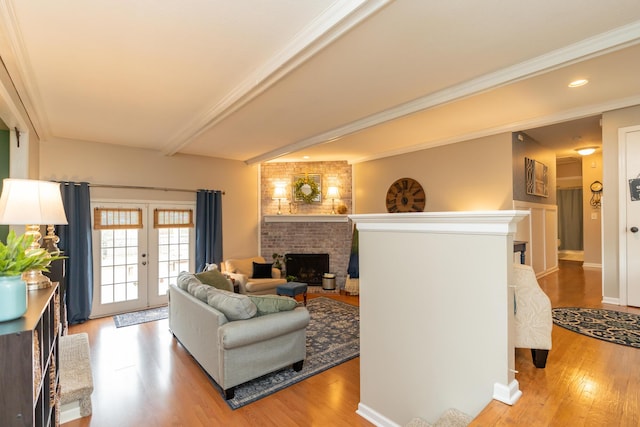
[286,275,297,282]
[272,253,285,270]
[293,176,320,204]
[0,230,65,277]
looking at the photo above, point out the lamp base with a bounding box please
[22,270,53,290]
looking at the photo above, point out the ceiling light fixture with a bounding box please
[568,79,589,88]
[576,147,597,156]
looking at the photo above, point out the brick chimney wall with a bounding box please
[260,161,353,289]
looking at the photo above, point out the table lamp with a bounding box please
[273,185,287,215]
[326,186,340,214]
[0,179,68,289]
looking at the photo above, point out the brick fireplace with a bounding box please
[261,217,351,289]
[260,161,353,290]
[285,253,329,285]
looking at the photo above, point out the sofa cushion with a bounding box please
[177,271,201,291]
[252,262,273,279]
[192,284,211,302]
[196,269,234,292]
[249,295,297,316]
[206,287,257,321]
[225,256,266,277]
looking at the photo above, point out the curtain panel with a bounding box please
[57,182,93,324]
[557,188,583,251]
[196,190,223,272]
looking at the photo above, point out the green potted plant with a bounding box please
[0,230,65,322]
[272,253,285,270]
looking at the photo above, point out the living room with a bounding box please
[2,2,640,426]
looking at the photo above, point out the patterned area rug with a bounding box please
[113,306,168,328]
[552,307,640,348]
[225,297,359,409]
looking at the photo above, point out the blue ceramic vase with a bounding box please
[0,275,27,322]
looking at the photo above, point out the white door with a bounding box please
[90,201,195,317]
[620,127,640,307]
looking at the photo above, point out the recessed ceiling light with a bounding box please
[568,79,589,88]
[576,147,597,156]
[302,155,310,159]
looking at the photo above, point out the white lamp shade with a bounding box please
[326,186,340,199]
[0,179,68,225]
[273,186,287,200]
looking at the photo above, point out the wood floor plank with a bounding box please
[472,261,640,426]
[63,263,640,426]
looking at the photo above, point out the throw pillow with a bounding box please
[249,295,297,316]
[191,284,211,303]
[206,287,257,320]
[177,271,201,291]
[196,269,234,292]
[252,262,273,279]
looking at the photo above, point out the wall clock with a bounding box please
[385,178,426,213]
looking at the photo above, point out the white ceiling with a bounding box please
[1,1,640,164]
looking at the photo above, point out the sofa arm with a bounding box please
[272,268,282,279]
[225,272,248,292]
[220,307,310,350]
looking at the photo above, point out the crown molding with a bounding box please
[348,94,640,164]
[162,0,392,156]
[247,20,640,165]
[0,0,49,139]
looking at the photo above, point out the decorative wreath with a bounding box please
[294,176,320,204]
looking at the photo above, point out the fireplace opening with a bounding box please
[285,253,329,285]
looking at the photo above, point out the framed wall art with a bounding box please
[292,174,322,203]
[525,157,548,197]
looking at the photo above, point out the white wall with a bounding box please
[39,138,260,259]
[602,105,640,303]
[352,211,526,426]
[512,201,558,275]
[354,133,514,214]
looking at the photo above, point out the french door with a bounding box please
[90,201,195,317]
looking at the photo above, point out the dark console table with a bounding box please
[514,241,527,264]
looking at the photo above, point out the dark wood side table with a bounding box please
[514,241,527,264]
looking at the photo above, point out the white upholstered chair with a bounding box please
[513,263,552,368]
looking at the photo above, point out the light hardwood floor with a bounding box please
[64,262,640,426]
[472,261,640,426]
[63,293,372,427]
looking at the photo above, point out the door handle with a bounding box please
[631,227,639,233]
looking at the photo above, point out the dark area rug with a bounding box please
[552,307,640,348]
[113,306,168,328]
[225,297,359,409]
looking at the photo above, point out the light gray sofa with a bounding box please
[168,277,310,399]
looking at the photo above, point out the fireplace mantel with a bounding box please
[263,214,349,223]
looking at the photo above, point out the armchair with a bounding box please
[513,263,552,368]
[222,256,286,295]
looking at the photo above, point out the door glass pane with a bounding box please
[99,229,139,305]
[157,227,190,297]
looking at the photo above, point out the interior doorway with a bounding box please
[556,158,584,262]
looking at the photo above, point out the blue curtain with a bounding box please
[557,188,583,250]
[196,190,223,272]
[57,182,93,324]
[347,225,359,278]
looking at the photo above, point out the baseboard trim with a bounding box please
[60,401,82,424]
[602,296,620,305]
[493,380,522,405]
[356,402,401,427]
[582,263,602,269]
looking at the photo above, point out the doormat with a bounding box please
[113,306,168,328]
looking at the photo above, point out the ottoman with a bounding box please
[276,282,308,306]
